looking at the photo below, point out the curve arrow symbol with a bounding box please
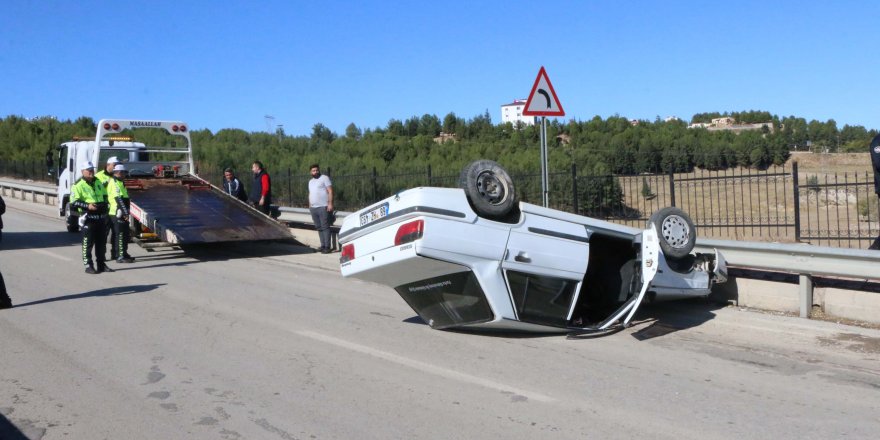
[537,89,551,108]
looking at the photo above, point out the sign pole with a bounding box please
[521,66,564,209]
[540,116,548,207]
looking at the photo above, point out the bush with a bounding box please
[858,196,879,221]
[805,175,820,192]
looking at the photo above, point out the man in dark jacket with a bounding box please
[869,134,880,250]
[223,168,248,202]
[249,161,272,215]
[1,193,11,309]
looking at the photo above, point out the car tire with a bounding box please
[66,223,80,233]
[648,207,696,259]
[459,160,518,219]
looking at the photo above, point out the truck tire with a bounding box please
[459,160,518,220]
[648,207,696,259]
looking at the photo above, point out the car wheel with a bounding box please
[66,223,80,233]
[648,207,696,259]
[459,160,518,219]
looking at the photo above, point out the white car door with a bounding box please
[501,213,589,327]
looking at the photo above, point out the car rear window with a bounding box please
[395,271,493,329]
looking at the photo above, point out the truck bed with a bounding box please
[128,177,292,244]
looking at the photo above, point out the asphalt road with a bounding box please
[1,196,879,440]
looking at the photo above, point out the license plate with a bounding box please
[360,203,389,226]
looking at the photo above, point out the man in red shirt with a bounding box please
[249,161,272,216]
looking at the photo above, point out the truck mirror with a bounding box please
[45,151,54,176]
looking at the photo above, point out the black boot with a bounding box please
[85,265,98,274]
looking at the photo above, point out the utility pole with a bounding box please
[264,115,275,133]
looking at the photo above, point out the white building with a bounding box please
[500,99,537,126]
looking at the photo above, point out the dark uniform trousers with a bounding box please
[112,217,131,260]
[82,217,108,267]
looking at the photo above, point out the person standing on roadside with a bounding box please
[108,164,135,263]
[223,167,248,202]
[96,156,118,259]
[308,163,334,253]
[250,161,272,215]
[95,156,118,186]
[70,162,112,274]
[869,134,880,250]
[0,193,11,309]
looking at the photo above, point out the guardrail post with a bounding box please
[799,274,813,318]
[792,161,801,242]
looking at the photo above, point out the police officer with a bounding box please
[108,163,135,263]
[70,162,112,274]
[869,134,880,250]
[95,156,118,186]
[96,156,118,257]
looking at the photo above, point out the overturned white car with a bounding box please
[338,160,727,333]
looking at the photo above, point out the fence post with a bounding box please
[668,164,676,207]
[571,163,578,214]
[287,167,292,206]
[792,161,801,242]
[427,164,432,186]
[371,167,378,202]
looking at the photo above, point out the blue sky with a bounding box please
[2,1,878,135]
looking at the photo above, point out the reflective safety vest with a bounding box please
[107,176,130,216]
[71,178,109,218]
[95,169,111,186]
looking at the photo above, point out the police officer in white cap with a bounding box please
[108,163,134,262]
[70,161,112,273]
[96,156,118,187]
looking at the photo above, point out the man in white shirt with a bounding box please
[308,164,334,253]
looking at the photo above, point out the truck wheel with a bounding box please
[459,160,518,220]
[648,207,696,259]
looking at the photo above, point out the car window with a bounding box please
[506,271,579,327]
[395,271,493,329]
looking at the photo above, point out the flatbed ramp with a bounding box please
[128,178,293,244]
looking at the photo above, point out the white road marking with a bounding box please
[30,248,73,261]
[296,330,556,403]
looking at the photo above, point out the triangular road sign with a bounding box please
[522,66,565,117]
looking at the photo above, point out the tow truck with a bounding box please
[52,119,292,245]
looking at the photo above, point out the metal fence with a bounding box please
[3,158,878,248]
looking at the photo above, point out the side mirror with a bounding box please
[45,151,54,176]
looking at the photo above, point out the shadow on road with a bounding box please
[180,241,316,261]
[0,412,30,440]
[400,298,729,341]
[0,231,81,250]
[629,299,727,341]
[14,283,167,307]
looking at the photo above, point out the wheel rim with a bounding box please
[660,215,690,249]
[475,171,507,205]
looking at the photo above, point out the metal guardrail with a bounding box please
[0,180,56,205]
[277,206,351,220]
[695,238,880,281]
[695,237,880,318]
